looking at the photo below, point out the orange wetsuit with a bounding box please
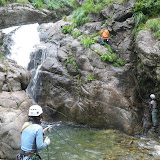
[100,29,110,39]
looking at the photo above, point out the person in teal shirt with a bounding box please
[17,105,51,160]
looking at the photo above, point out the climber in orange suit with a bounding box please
[99,26,117,53]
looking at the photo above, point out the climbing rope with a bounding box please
[52,127,97,160]
[47,145,49,160]
[130,69,148,104]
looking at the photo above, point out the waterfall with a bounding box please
[2,23,44,100]
[2,23,40,69]
[27,47,47,101]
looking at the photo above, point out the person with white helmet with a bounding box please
[17,105,51,160]
[149,94,158,131]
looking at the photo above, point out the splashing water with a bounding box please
[2,23,40,68]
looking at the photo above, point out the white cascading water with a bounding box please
[2,23,44,100]
[2,23,40,69]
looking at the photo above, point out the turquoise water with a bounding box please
[40,122,160,160]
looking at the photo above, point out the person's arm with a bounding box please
[36,127,47,150]
[43,125,52,135]
[149,101,153,111]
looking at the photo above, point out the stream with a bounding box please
[41,122,160,160]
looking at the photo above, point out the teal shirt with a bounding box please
[21,121,47,152]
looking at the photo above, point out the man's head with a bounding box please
[28,105,43,124]
[28,105,43,116]
[150,94,156,100]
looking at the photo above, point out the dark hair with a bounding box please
[28,116,42,124]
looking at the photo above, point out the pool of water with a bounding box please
[40,122,160,160]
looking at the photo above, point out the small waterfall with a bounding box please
[27,48,47,100]
[2,23,44,101]
[2,23,40,69]
[2,23,51,101]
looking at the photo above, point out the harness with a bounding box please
[17,151,42,160]
[21,123,32,133]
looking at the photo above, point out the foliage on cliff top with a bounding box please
[71,0,130,27]
[147,18,160,40]
[133,0,160,39]
[0,0,75,10]
[134,0,160,18]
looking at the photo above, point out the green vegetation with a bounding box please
[104,43,114,53]
[101,54,126,67]
[101,53,117,63]
[147,19,160,40]
[0,41,3,45]
[71,0,117,27]
[90,32,100,39]
[0,0,5,5]
[48,36,52,40]
[0,55,3,59]
[0,0,27,5]
[79,32,99,48]
[118,0,129,3]
[72,30,81,38]
[134,0,160,18]
[0,0,76,10]
[61,25,73,34]
[75,74,82,87]
[65,55,79,69]
[80,37,97,48]
[62,15,67,20]
[133,0,160,38]
[87,75,94,82]
[29,0,43,8]
[113,58,126,67]
[4,63,8,71]
[72,8,90,28]
[28,0,75,10]
[134,12,146,29]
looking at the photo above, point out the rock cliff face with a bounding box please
[0,3,72,29]
[102,0,135,61]
[27,0,139,135]
[135,29,160,96]
[134,19,160,134]
[0,59,33,159]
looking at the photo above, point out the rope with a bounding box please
[45,102,101,124]
[47,146,49,160]
[52,127,97,160]
[45,105,73,122]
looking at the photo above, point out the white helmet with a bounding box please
[28,105,43,116]
[150,94,156,99]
